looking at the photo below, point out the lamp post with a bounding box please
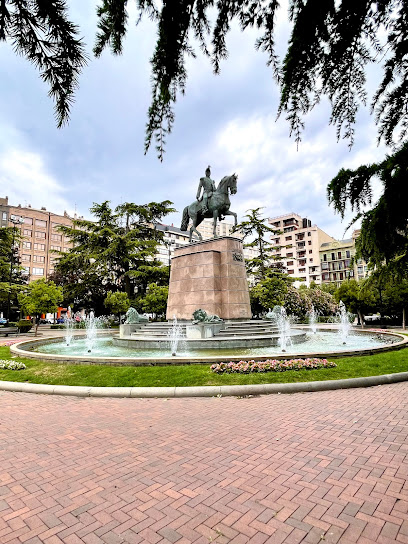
[7,216,24,321]
[166,239,176,276]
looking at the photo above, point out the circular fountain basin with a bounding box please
[10,328,408,366]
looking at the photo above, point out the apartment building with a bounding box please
[1,197,74,281]
[269,212,335,285]
[320,230,370,286]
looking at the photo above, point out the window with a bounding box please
[307,232,311,236]
[287,261,294,266]
[287,253,293,257]
[34,243,45,251]
[308,240,312,245]
[331,253,335,260]
[36,219,47,228]
[52,222,62,228]
[339,272,344,280]
[33,255,45,263]
[23,266,30,274]
[23,229,32,237]
[51,234,62,242]
[24,217,33,225]
[22,241,31,249]
[297,241,305,247]
[338,251,342,259]
[285,236,292,241]
[35,231,46,239]
[346,250,350,258]
[2,212,7,220]
[323,254,327,261]
[32,267,44,275]
[50,245,61,251]
[333,273,337,280]
[309,250,312,254]
[288,269,294,274]
[22,254,31,262]
[299,268,306,272]
[309,258,313,262]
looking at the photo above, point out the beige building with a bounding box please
[320,230,370,286]
[268,212,335,286]
[1,197,74,282]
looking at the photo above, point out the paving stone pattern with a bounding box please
[0,384,407,544]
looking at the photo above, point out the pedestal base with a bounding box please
[166,236,252,321]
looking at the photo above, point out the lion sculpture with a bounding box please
[125,307,148,324]
[192,308,223,324]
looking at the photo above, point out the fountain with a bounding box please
[338,301,352,345]
[167,315,184,356]
[64,306,74,346]
[85,311,99,353]
[268,306,293,352]
[308,305,319,334]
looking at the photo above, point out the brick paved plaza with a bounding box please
[0,384,407,544]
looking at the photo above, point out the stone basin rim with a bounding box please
[9,328,408,366]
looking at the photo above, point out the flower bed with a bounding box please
[0,360,26,370]
[211,358,337,374]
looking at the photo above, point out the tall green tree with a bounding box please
[232,208,282,281]
[335,279,377,327]
[52,200,175,312]
[141,283,168,319]
[18,279,63,336]
[104,290,130,323]
[0,226,27,319]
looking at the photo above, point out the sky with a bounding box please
[0,1,387,240]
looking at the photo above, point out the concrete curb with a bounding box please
[1,371,408,398]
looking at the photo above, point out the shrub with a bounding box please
[17,320,32,333]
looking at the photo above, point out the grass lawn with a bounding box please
[0,346,407,387]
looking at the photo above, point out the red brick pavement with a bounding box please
[0,383,407,543]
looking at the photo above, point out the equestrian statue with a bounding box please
[180,166,238,241]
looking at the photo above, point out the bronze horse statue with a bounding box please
[180,174,238,241]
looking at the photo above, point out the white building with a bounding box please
[268,212,335,286]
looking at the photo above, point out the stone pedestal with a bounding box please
[186,323,225,339]
[166,236,252,321]
[120,324,142,338]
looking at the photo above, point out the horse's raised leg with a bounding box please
[223,210,238,226]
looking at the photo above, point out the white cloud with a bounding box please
[0,148,73,215]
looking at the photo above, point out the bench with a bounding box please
[0,327,19,337]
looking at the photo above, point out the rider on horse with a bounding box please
[196,166,216,214]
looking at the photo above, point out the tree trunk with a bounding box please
[403,307,406,330]
[34,317,39,337]
[357,310,364,328]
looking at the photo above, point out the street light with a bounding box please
[166,239,176,275]
[7,216,24,321]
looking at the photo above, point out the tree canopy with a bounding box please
[4,1,407,159]
[51,200,174,313]
[4,1,408,269]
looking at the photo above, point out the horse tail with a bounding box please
[180,206,189,231]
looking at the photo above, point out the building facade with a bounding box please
[1,197,74,282]
[268,212,335,286]
[319,230,370,286]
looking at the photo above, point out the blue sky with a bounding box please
[0,1,386,239]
